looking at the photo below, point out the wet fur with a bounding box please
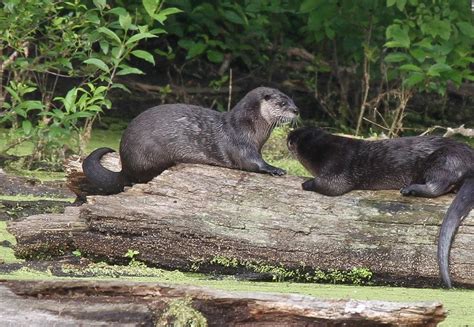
[288,127,474,288]
[83,87,298,195]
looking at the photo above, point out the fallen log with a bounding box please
[0,280,446,326]
[9,162,474,287]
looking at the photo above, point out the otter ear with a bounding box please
[264,94,272,101]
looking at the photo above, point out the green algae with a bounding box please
[0,221,23,264]
[0,265,471,326]
[0,195,75,202]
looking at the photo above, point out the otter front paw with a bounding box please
[267,167,286,176]
[400,187,415,196]
[302,179,315,191]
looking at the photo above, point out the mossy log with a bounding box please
[10,159,474,287]
[0,280,446,326]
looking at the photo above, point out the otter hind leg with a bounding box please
[400,180,454,198]
[401,165,459,197]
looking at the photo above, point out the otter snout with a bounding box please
[288,105,299,116]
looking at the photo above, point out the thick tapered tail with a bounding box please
[437,177,474,288]
[82,147,129,195]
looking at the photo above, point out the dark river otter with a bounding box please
[83,87,298,194]
[287,126,474,288]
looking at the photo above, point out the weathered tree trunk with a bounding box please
[0,280,446,326]
[9,163,474,287]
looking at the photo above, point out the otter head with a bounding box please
[252,87,299,125]
[287,127,327,174]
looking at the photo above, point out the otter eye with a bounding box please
[264,94,272,101]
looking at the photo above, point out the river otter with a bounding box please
[287,126,474,288]
[83,87,298,195]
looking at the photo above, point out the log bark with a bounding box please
[0,280,446,326]
[10,162,474,287]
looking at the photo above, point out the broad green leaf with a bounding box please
[108,7,128,16]
[116,67,145,75]
[22,120,32,135]
[384,41,409,48]
[396,0,407,11]
[14,108,27,118]
[125,32,157,45]
[84,58,109,72]
[403,72,425,88]
[457,22,474,38]
[426,19,451,40]
[143,0,161,17]
[222,10,245,25]
[93,0,106,10]
[119,14,132,30]
[427,63,452,77]
[206,50,224,63]
[23,100,44,111]
[399,64,423,72]
[409,48,427,63]
[187,42,207,59]
[98,27,121,44]
[5,86,20,102]
[52,109,65,119]
[178,39,193,50]
[149,28,166,35]
[384,52,410,63]
[99,40,109,55]
[131,50,155,65]
[110,83,131,93]
[64,88,78,113]
[386,0,397,7]
[414,38,433,49]
[153,7,183,24]
[445,70,463,85]
[111,46,124,59]
[385,24,410,48]
[58,58,73,70]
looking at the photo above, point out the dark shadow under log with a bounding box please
[0,280,446,326]
[9,158,474,288]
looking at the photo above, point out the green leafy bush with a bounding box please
[0,0,179,168]
[300,0,473,134]
[165,0,300,69]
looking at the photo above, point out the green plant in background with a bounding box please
[165,0,300,70]
[383,0,474,135]
[299,0,473,134]
[0,0,180,168]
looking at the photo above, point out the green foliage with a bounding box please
[158,297,208,327]
[165,0,300,69]
[207,255,373,285]
[61,261,171,278]
[300,0,473,133]
[384,0,474,94]
[0,0,179,167]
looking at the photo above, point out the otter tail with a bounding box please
[82,147,129,195]
[437,176,474,288]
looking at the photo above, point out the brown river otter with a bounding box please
[287,126,474,288]
[83,87,298,195]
